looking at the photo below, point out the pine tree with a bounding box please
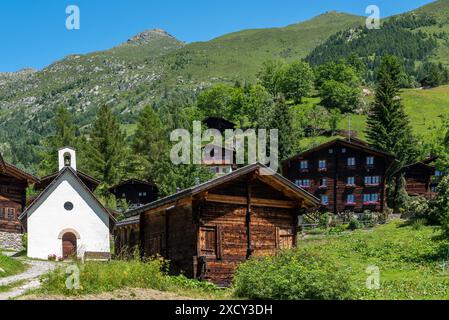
[366,56,418,210]
[85,105,127,189]
[270,98,293,162]
[38,106,78,175]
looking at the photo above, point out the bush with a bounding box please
[40,258,169,295]
[411,218,426,230]
[319,212,333,228]
[348,218,362,231]
[233,249,355,300]
[404,196,432,221]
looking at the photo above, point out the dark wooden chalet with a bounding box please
[282,138,395,214]
[0,154,38,233]
[115,163,319,286]
[108,179,159,208]
[401,157,439,198]
[203,117,235,134]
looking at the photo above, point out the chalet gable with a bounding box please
[124,163,319,219]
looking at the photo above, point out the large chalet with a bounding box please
[282,138,395,214]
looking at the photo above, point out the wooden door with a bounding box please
[277,227,295,250]
[62,232,77,259]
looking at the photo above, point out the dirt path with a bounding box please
[22,288,196,300]
[0,259,57,300]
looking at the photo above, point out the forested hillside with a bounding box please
[1,0,449,175]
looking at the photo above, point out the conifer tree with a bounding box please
[38,106,78,175]
[270,97,293,162]
[85,105,127,189]
[130,105,168,180]
[366,56,418,210]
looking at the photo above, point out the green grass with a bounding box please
[36,257,229,299]
[300,220,449,299]
[293,85,449,151]
[0,280,26,293]
[0,255,26,278]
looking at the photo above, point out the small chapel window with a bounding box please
[64,202,74,211]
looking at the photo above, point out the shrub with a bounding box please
[40,257,169,295]
[411,218,426,230]
[233,249,356,300]
[319,212,333,228]
[22,233,28,250]
[404,196,432,221]
[348,218,362,231]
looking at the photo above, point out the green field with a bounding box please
[301,220,449,299]
[293,84,449,151]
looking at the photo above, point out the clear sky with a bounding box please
[0,0,435,72]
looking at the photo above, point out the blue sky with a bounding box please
[0,0,434,72]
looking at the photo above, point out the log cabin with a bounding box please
[108,179,159,209]
[282,138,395,214]
[0,153,38,249]
[115,163,319,286]
[401,157,439,198]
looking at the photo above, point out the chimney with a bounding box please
[58,147,77,171]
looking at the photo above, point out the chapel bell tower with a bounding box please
[58,147,77,172]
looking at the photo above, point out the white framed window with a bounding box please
[363,193,379,204]
[300,160,309,169]
[321,195,329,206]
[318,160,327,169]
[347,157,356,166]
[346,194,355,204]
[347,177,355,185]
[295,179,311,188]
[319,178,327,188]
[366,157,375,166]
[365,176,380,186]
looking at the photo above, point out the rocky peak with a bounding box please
[126,29,178,45]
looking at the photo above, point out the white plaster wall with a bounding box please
[27,171,110,260]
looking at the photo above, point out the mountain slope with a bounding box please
[0,12,364,171]
[1,2,449,172]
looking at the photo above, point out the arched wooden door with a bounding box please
[62,232,77,259]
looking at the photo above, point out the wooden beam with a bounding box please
[142,197,192,216]
[246,181,253,259]
[204,193,298,208]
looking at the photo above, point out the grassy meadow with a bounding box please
[292,85,449,152]
[0,254,26,278]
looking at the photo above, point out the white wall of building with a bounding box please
[27,170,110,260]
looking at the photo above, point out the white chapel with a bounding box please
[20,147,114,260]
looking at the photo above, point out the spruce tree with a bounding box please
[38,106,78,175]
[270,97,293,162]
[130,105,168,180]
[86,105,127,189]
[366,55,418,210]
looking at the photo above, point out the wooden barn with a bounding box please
[401,157,439,198]
[0,153,38,235]
[282,138,395,214]
[116,163,319,286]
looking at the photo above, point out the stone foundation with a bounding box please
[0,231,23,251]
